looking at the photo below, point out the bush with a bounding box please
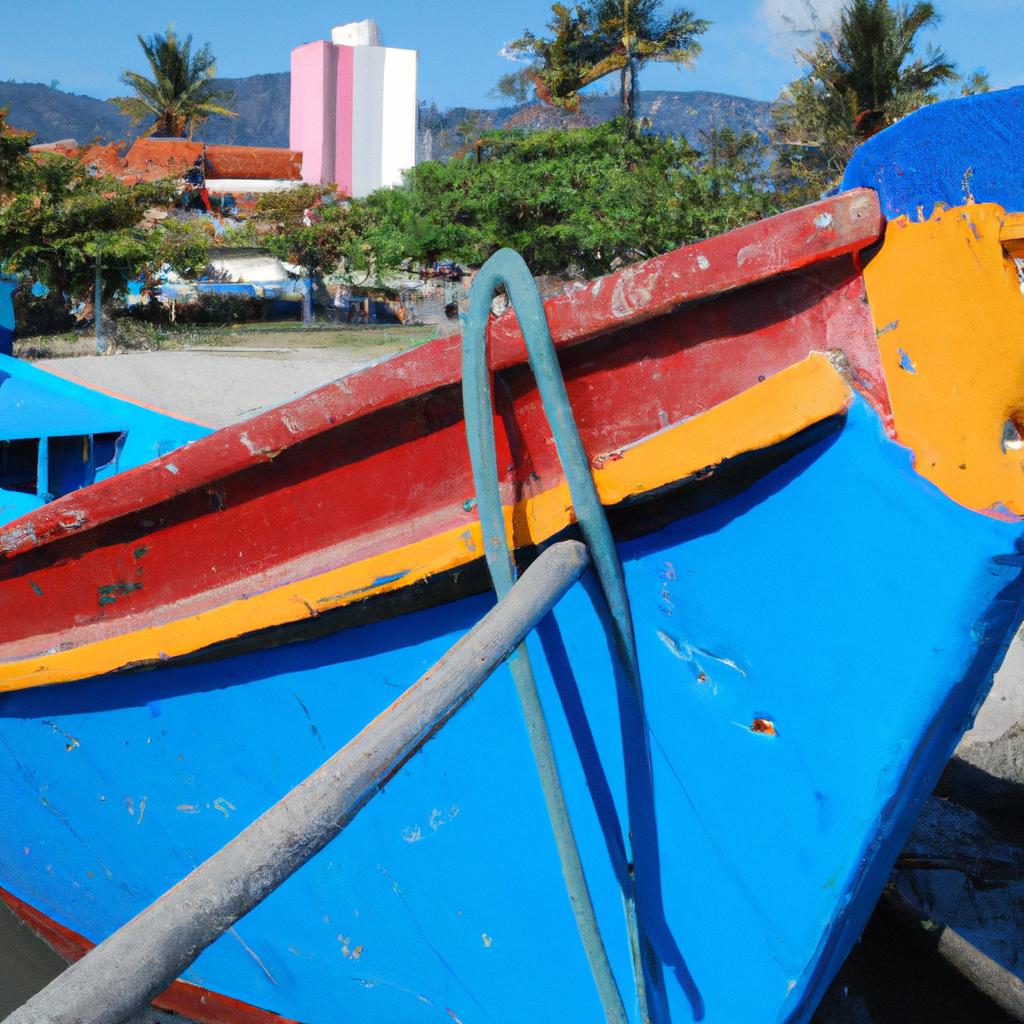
[112,291,269,327]
[265,121,781,281]
[12,281,74,337]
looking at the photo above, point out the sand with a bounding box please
[33,346,405,429]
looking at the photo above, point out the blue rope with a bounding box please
[461,249,652,1024]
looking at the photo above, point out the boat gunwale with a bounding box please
[0,189,883,560]
[0,354,853,687]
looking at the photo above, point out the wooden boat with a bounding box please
[3,89,1024,1024]
[0,353,209,525]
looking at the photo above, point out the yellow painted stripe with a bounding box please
[0,354,850,691]
[862,204,1024,516]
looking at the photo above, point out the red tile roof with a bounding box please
[19,136,303,186]
[204,145,302,180]
[122,139,302,181]
[122,139,204,181]
[78,143,130,177]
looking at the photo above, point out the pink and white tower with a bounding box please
[289,20,417,198]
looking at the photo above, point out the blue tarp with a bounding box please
[0,367,131,440]
[842,86,1024,219]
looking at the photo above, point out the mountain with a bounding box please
[0,76,292,148]
[1,76,772,160]
[200,74,292,147]
[416,91,773,162]
[0,81,135,145]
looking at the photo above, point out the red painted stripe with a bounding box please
[0,189,882,562]
[0,888,299,1024]
[0,256,881,654]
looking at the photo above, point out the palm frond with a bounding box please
[109,25,237,136]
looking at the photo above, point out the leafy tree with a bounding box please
[110,27,237,139]
[0,109,32,201]
[223,183,337,275]
[143,218,213,285]
[773,0,958,187]
[505,1,709,135]
[490,67,537,105]
[955,69,990,96]
[0,151,205,305]
[260,122,781,282]
[693,128,783,236]
[250,184,337,232]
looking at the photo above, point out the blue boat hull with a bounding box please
[0,397,1020,1023]
[0,353,211,525]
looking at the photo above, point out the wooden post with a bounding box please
[2,540,591,1024]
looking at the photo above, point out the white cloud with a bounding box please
[759,0,845,60]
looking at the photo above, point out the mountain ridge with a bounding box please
[1,75,773,162]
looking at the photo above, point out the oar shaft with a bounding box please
[4,540,591,1024]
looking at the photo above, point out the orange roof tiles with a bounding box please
[122,139,302,182]
[123,138,204,181]
[204,145,302,180]
[19,135,304,184]
[78,143,129,177]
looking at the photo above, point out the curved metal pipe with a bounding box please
[462,248,646,1024]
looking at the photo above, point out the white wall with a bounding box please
[351,46,385,199]
[381,47,418,191]
[349,45,417,198]
[205,179,304,194]
[332,20,381,47]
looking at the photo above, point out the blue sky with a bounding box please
[2,1,1021,107]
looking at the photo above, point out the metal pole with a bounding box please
[3,540,592,1024]
[94,245,104,355]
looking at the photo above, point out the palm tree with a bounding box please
[110,28,237,139]
[775,0,957,179]
[506,1,709,136]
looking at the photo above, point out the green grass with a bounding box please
[15,321,439,360]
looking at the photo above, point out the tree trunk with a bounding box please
[302,276,313,327]
[94,247,105,355]
[621,59,638,137]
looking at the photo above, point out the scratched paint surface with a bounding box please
[0,397,1019,1023]
[0,250,882,667]
[0,353,851,687]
